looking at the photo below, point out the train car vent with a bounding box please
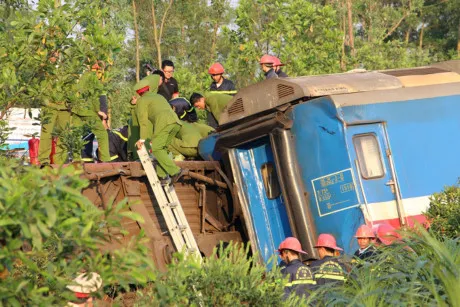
[227,98,245,116]
[277,84,295,98]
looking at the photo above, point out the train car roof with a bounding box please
[219,60,460,126]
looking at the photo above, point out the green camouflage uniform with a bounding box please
[38,101,71,164]
[204,92,233,123]
[168,121,212,158]
[59,72,110,164]
[134,76,182,178]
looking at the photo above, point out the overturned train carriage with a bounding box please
[81,161,243,272]
[199,60,460,265]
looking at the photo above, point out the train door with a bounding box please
[346,123,406,227]
[228,137,292,266]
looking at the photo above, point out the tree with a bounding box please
[225,0,342,87]
[0,158,155,305]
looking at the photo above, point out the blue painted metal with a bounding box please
[234,137,292,267]
[345,123,397,208]
[339,94,460,198]
[288,98,365,254]
[197,90,460,258]
[198,133,221,161]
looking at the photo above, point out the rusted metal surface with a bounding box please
[81,161,242,272]
[188,171,227,189]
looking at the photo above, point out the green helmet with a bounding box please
[133,78,151,93]
[143,74,161,92]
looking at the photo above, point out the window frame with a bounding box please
[260,162,282,200]
[352,133,386,180]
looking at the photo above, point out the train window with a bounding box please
[261,163,281,199]
[353,134,385,179]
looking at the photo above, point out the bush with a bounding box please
[0,159,156,306]
[320,227,460,306]
[136,243,306,306]
[425,182,460,239]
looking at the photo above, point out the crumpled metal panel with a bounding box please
[81,161,238,271]
[219,71,402,125]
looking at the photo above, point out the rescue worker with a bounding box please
[38,52,72,166]
[277,237,316,299]
[169,97,198,123]
[376,224,401,246]
[81,79,110,163]
[127,94,142,161]
[66,272,102,307]
[62,62,110,164]
[272,56,288,78]
[208,62,237,95]
[108,126,128,162]
[353,225,378,261]
[189,92,233,128]
[259,54,278,79]
[133,76,186,183]
[309,234,348,286]
[37,101,71,166]
[169,97,214,137]
[168,121,204,159]
[158,60,179,101]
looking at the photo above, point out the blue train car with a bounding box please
[199,61,460,263]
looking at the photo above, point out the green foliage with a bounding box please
[0,159,156,306]
[0,119,15,152]
[425,182,460,239]
[137,243,303,306]
[316,228,460,306]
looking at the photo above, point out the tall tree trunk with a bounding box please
[341,12,347,70]
[151,0,174,68]
[346,0,355,57]
[405,28,410,45]
[419,22,425,49]
[133,0,140,82]
[210,22,219,65]
[457,21,460,58]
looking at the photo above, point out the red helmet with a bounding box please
[376,224,400,246]
[272,56,285,67]
[354,225,375,238]
[259,54,274,65]
[277,237,307,254]
[208,62,225,75]
[314,234,343,251]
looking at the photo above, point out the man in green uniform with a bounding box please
[168,121,211,159]
[134,76,185,181]
[55,70,110,164]
[189,92,232,127]
[38,102,71,165]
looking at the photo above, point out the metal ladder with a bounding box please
[137,145,201,259]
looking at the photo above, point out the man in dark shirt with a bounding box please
[353,225,378,261]
[108,126,128,162]
[277,237,315,299]
[259,54,277,79]
[309,234,348,287]
[273,56,289,78]
[208,62,237,95]
[158,59,179,101]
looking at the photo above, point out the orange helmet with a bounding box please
[354,225,375,238]
[272,56,285,67]
[377,224,400,246]
[208,62,225,75]
[314,233,343,251]
[259,54,274,65]
[277,237,307,254]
